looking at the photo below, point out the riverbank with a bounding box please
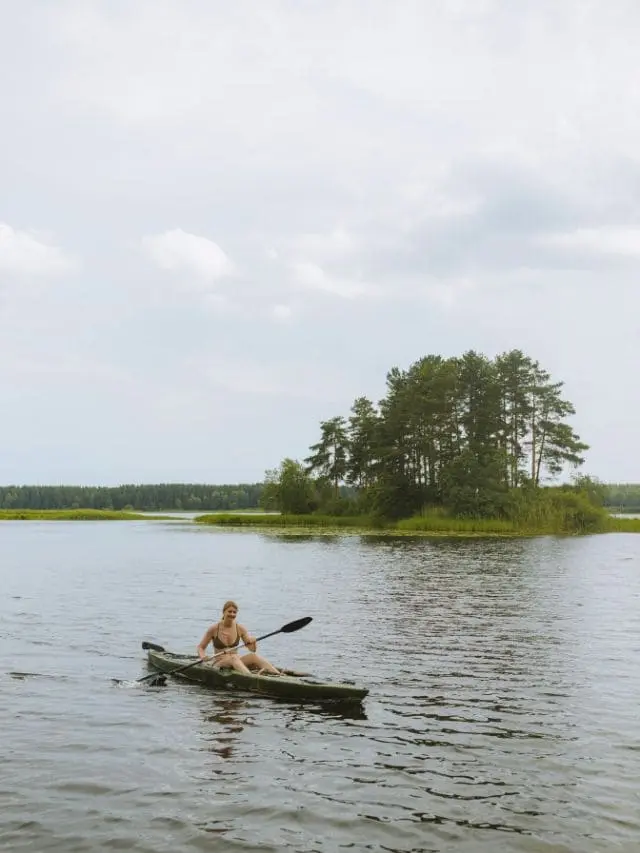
[195,512,640,536]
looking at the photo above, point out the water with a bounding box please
[1,521,640,852]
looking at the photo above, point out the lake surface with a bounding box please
[1,521,639,852]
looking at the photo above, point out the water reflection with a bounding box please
[261,533,343,545]
[200,698,251,760]
[281,699,368,722]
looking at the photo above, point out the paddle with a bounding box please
[125,616,313,687]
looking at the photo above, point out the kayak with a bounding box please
[145,647,369,704]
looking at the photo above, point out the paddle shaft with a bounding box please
[137,617,311,684]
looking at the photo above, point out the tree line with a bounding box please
[261,349,597,520]
[603,484,640,512]
[0,483,263,511]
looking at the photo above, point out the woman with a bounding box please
[197,600,280,675]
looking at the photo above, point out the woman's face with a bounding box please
[224,605,238,620]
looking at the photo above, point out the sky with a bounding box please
[1,0,639,486]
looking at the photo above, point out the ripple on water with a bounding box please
[1,526,640,852]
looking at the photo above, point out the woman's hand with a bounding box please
[245,634,257,652]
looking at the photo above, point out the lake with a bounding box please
[1,520,639,852]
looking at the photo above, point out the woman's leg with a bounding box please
[241,652,280,675]
[210,653,253,675]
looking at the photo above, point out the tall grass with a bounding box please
[0,509,153,521]
[396,515,520,534]
[195,513,374,528]
[606,515,640,533]
[196,489,631,536]
[4,503,637,534]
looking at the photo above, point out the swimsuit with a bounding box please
[212,624,240,651]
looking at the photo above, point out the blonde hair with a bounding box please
[222,600,239,614]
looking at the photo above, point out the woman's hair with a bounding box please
[222,600,239,614]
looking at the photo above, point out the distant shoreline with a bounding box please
[2,508,639,535]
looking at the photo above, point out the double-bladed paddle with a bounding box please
[117,616,312,687]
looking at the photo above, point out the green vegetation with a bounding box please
[2,348,638,536]
[257,349,626,535]
[603,483,640,513]
[196,511,530,535]
[607,515,640,533]
[0,483,262,512]
[0,509,155,521]
[196,513,372,529]
[197,486,613,536]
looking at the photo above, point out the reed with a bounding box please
[195,513,373,528]
[0,509,153,521]
[606,515,640,533]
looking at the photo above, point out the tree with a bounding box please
[440,448,508,517]
[305,416,349,498]
[529,380,589,484]
[260,459,317,514]
[495,349,535,488]
[295,348,590,520]
[571,474,607,507]
[347,397,380,489]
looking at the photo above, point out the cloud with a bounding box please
[141,228,235,283]
[419,278,476,309]
[290,262,370,300]
[3,1,640,483]
[0,223,77,278]
[289,228,356,263]
[541,227,640,257]
[198,358,351,403]
[271,304,293,322]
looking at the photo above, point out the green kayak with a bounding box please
[145,647,369,704]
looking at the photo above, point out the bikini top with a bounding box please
[212,623,241,650]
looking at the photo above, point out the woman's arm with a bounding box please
[238,624,257,652]
[197,623,217,659]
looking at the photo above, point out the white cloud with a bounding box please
[199,358,351,402]
[0,223,77,278]
[141,229,235,282]
[422,278,476,309]
[541,227,640,257]
[290,228,356,262]
[291,262,370,299]
[272,304,293,322]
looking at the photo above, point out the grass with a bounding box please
[3,506,638,535]
[0,509,164,521]
[195,512,555,536]
[196,507,640,536]
[606,515,640,533]
[195,512,373,528]
[396,515,525,535]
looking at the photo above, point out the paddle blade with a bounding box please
[280,616,312,633]
[141,641,165,652]
[112,675,167,688]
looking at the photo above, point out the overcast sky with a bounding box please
[1,0,639,486]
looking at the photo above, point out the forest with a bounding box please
[0,483,262,512]
[603,484,640,513]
